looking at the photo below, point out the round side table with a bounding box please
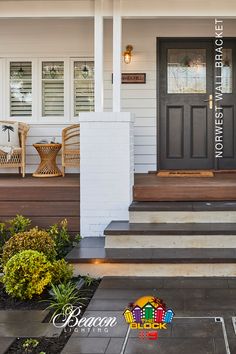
[33,143,62,177]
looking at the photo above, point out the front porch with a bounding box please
[2,172,236,231]
[0,0,236,279]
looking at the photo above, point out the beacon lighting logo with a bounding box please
[123,295,174,340]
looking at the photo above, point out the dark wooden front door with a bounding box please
[158,38,236,170]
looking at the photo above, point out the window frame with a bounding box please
[70,57,94,121]
[5,58,37,122]
[39,57,70,124]
[0,59,4,120]
[2,56,94,124]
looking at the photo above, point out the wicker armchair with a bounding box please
[0,121,29,177]
[62,124,80,177]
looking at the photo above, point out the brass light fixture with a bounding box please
[123,45,133,64]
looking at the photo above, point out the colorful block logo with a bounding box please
[123,295,174,330]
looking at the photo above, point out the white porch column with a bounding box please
[94,0,104,112]
[112,0,122,112]
[79,112,134,237]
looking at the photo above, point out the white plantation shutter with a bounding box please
[74,61,94,116]
[42,61,64,116]
[10,62,32,116]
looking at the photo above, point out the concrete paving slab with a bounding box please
[61,337,110,354]
[0,338,15,354]
[0,323,62,338]
[0,310,48,323]
[124,337,215,354]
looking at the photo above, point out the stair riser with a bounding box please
[72,263,236,277]
[105,235,236,249]
[129,211,236,223]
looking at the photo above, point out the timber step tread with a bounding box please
[66,239,236,264]
[129,201,236,212]
[104,221,236,235]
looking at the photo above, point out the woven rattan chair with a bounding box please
[62,124,80,177]
[0,121,29,177]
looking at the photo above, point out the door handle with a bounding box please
[204,94,213,110]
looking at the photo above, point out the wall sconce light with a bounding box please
[123,45,133,64]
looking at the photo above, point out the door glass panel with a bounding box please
[167,49,206,93]
[222,49,232,93]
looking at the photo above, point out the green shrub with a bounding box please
[47,219,72,258]
[3,250,52,300]
[8,215,31,236]
[2,227,56,266]
[51,259,73,285]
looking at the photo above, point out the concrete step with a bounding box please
[129,201,236,223]
[104,221,236,249]
[66,238,236,277]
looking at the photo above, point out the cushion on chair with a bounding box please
[0,122,20,147]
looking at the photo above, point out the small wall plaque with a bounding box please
[112,73,146,84]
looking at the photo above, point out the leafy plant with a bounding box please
[8,215,31,236]
[2,227,56,266]
[84,275,97,287]
[3,250,52,300]
[47,219,72,258]
[46,282,87,318]
[22,338,39,353]
[74,233,81,243]
[51,259,73,285]
[0,222,8,251]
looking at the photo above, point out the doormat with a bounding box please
[157,170,214,177]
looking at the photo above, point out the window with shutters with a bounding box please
[74,61,94,116]
[10,62,32,116]
[42,61,64,116]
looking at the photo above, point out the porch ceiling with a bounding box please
[0,0,236,19]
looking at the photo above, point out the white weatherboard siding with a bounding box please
[0,19,236,173]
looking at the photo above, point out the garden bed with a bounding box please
[0,215,99,354]
[4,279,100,354]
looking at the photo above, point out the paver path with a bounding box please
[62,277,236,354]
[0,310,62,354]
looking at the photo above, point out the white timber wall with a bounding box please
[0,18,236,173]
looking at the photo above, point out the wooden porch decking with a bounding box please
[1,172,236,235]
[134,172,236,201]
[0,174,80,233]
